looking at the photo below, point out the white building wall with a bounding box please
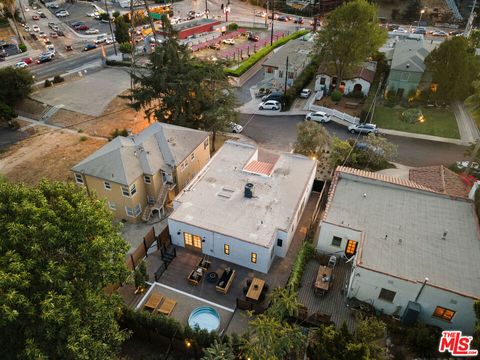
[316,221,362,256]
[348,266,477,334]
[343,78,371,96]
[315,74,332,92]
[167,218,273,273]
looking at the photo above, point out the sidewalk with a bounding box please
[452,101,480,145]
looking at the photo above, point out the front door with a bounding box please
[184,232,202,251]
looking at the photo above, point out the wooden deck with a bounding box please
[297,258,356,332]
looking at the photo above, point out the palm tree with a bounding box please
[266,287,301,321]
[0,0,24,45]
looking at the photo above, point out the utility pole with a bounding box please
[265,1,268,28]
[270,0,274,45]
[464,0,477,37]
[283,56,289,110]
[130,0,136,102]
[104,0,117,56]
[205,0,209,19]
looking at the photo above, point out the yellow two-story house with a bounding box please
[71,122,210,223]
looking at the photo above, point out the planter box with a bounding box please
[188,269,203,286]
[216,268,236,294]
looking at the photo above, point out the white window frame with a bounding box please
[125,206,134,217]
[108,201,116,210]
[191,152,195,161]
[121,186,130,197]
[75,173,84,184]
[130,183,137,196]
[134,203,142,217]
[180,161,188,172]
[104,181,111,190]
[144,175,151,184]
[203,138,209,150]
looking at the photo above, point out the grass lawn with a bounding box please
[372,106,460,139]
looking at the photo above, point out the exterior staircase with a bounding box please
[141,183,174,222]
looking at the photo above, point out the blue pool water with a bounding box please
[188,306,221,332]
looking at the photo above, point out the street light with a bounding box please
[417,9,425,31]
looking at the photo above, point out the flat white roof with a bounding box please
[324,170,480,298]
[169,141,316,248]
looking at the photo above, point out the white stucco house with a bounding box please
[314,61,377,96]
[316,166,480,334]
[168,141,317,273]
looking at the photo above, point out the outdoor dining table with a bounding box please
[314,265,333,296]
[246,277,265,301]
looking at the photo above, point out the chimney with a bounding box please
[244,183,254,198]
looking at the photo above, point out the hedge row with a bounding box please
[105,59,132,67]
[224,30,310,77]
[287,241,315,292]
[120,306,220,349]
[283,56,321,109]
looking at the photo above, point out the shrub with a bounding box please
[119,42,132,54]
[79,136,88,142]
[287,242,314,291]
[44,79,52,88]
[18,43,27,52]
[400,108,423,124]
[283,56,321,109]
[105,59,131,67]
[228,23,238,31]
[52,75,64,83]
[331,90,342,102]
[110,128,129,139]
[224,30,309,77]
[405,322,441,358]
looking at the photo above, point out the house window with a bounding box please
[378,288,396,303]
[147,196,155,204]
[288,72,294,79]
[134,203,142,217]
[224,244,230,255]
[204,138,209,150]
[130,184,137,196]
[278,70,283,78]
[108,201,116,210]
[266,66,274,74]
[433,306,456,322]
[251,252,257,263]
[277,238,283,247]
[144,175,151,184]
[180,161,188,172]
[184,232,202,249]
[320,77,326,85]
[104,181,111,190]
[400,72,409,81]
[125,206,134,217]
[121,186,130,197]
[345,240,358,257]
[75,173,84,184]
[331,236,342,247]
[191,153,195,161]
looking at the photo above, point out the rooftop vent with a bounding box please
[244,183,254,198]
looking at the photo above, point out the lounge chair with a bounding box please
[143,292,164,312]
[157,298,177,316]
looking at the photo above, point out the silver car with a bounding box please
[305,111,330,123]
[347,123,379,134]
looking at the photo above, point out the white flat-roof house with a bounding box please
[168,141,317,273]
[316,166,480,334]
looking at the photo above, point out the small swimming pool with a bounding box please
[188,306,221,332]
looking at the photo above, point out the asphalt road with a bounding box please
[29,45,116,80]
[238,114,467,167]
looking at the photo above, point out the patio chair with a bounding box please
[246,279,252,287]
[157,298,177,316]
[243,286,248,295]
[143,292,164,312]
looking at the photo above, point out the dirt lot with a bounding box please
[0,127,106,185]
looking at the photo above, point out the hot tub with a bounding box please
[188,306,221,332]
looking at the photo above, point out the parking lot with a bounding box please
[52,2,111,36]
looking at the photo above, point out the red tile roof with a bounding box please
[409,165,470,198]
[243,160,275,176]
[317,62,376,83]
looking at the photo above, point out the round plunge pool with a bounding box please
[188,306,221,332]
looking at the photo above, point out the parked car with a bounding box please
[56,30,64,36]
[36,54,52,64]
[222,38,235,45]
[449,30,463,36]
[72,21,85,28]
[38,31,47,38]
[95,35,107,44]
[277,15,289,22]
[355,142,385,156]
[77,25,90,31]
[46,3,59,8]
[209,43,220,50]
[347,123,379,134]
[294,17,304,24]
[56,10,69,17]
[46,45,55,54]
[32,15,40,20]
[22,57,33,64]
[432,30,448,37]
[40,13,47,18]
[248,33,260,42]
[36,9,43,15]
[456,161,480,172]
[14,61,28,68]
[256,11,266,17]
[262,92,283,102]
[230,122,243,133]
[414,28,426,35]
[255,87,272,98]
[85,28,99,34]
[258,100,280,110]
[83,43,97,51]
[40,51,55,59]
[187,10,196,20]
[50,32,58,38]
[32,25,40,32]
[48,22,56,29]
[106,35,115,44]
[30,32,38,40]
[299,89,311,98]
[305,111,331,123]
[268,13,279,20]
[65,44,73,51]
[24,25,31,32]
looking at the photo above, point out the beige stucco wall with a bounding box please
[174,137,210,192]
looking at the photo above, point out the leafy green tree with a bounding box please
[469,29,480,49]
[119,41,132,54]
[425,36,480,102]
[0,67,33,124]
[0,0,24,45]
[329,136,356,168]
[129,16,236,150]
[242,314,306,360]
[0,180,129,359]
[294,121,331,160]
[0,101,17,123]
[402,0,423,21]
[466,79,480,110]
[364,133,398,167]
[317,0,387,85]
[201,340,235,360]
[266,287,301,320]
[114,16,130,44]
[473,301,480,351]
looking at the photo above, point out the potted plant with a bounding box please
[134,261,148,294]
